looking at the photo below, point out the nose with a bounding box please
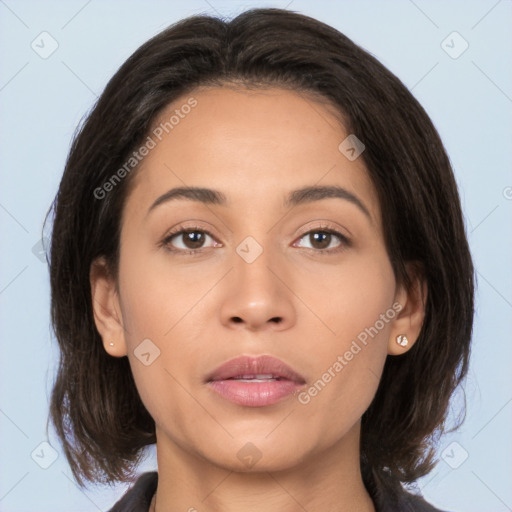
[219,244,296,332]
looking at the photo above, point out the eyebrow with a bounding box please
[147,185,371,221]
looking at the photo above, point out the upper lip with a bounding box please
[206,355,306,384]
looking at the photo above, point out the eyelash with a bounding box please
[160,223,351,256]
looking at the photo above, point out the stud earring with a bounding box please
[396,334,408,347]
[109,342,115,346]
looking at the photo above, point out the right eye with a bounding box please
[161,225,221,254]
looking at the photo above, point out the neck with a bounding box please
[151,422,375,512]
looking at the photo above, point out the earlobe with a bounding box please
[387,262,427,356]
[89,256,128,358]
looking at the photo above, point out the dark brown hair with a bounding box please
[46,7,474,499]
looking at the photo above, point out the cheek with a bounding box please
[116,237,204,341]
[115,243,212,424]
[296,245,397,344]
[294,250,396,421]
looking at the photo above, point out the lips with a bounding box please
[205,355,307,407]
[206,355,306,384]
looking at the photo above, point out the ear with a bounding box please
[387,261,427,356]
[90,256,128,357]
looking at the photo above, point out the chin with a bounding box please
[202,439,311,474]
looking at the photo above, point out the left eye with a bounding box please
[294,229,347,252]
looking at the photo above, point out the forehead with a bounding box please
[125,86,379,222]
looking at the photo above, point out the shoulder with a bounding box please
[107,472,158,512]
[398,489,451,512]
[364,469,453,512]
[374,485,452,512]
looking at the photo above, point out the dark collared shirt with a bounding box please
[107,472,449,512]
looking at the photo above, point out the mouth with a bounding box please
[205,355,306,407]
[206,354,306,383]
[222,374,290,382]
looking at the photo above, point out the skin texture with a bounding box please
[90,86,426,512]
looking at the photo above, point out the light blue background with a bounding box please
[1,1,511,511]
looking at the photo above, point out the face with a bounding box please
[92,86,421,473]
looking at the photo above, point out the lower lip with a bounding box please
[207,379,304,407]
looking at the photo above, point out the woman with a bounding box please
[47,7,474,512]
